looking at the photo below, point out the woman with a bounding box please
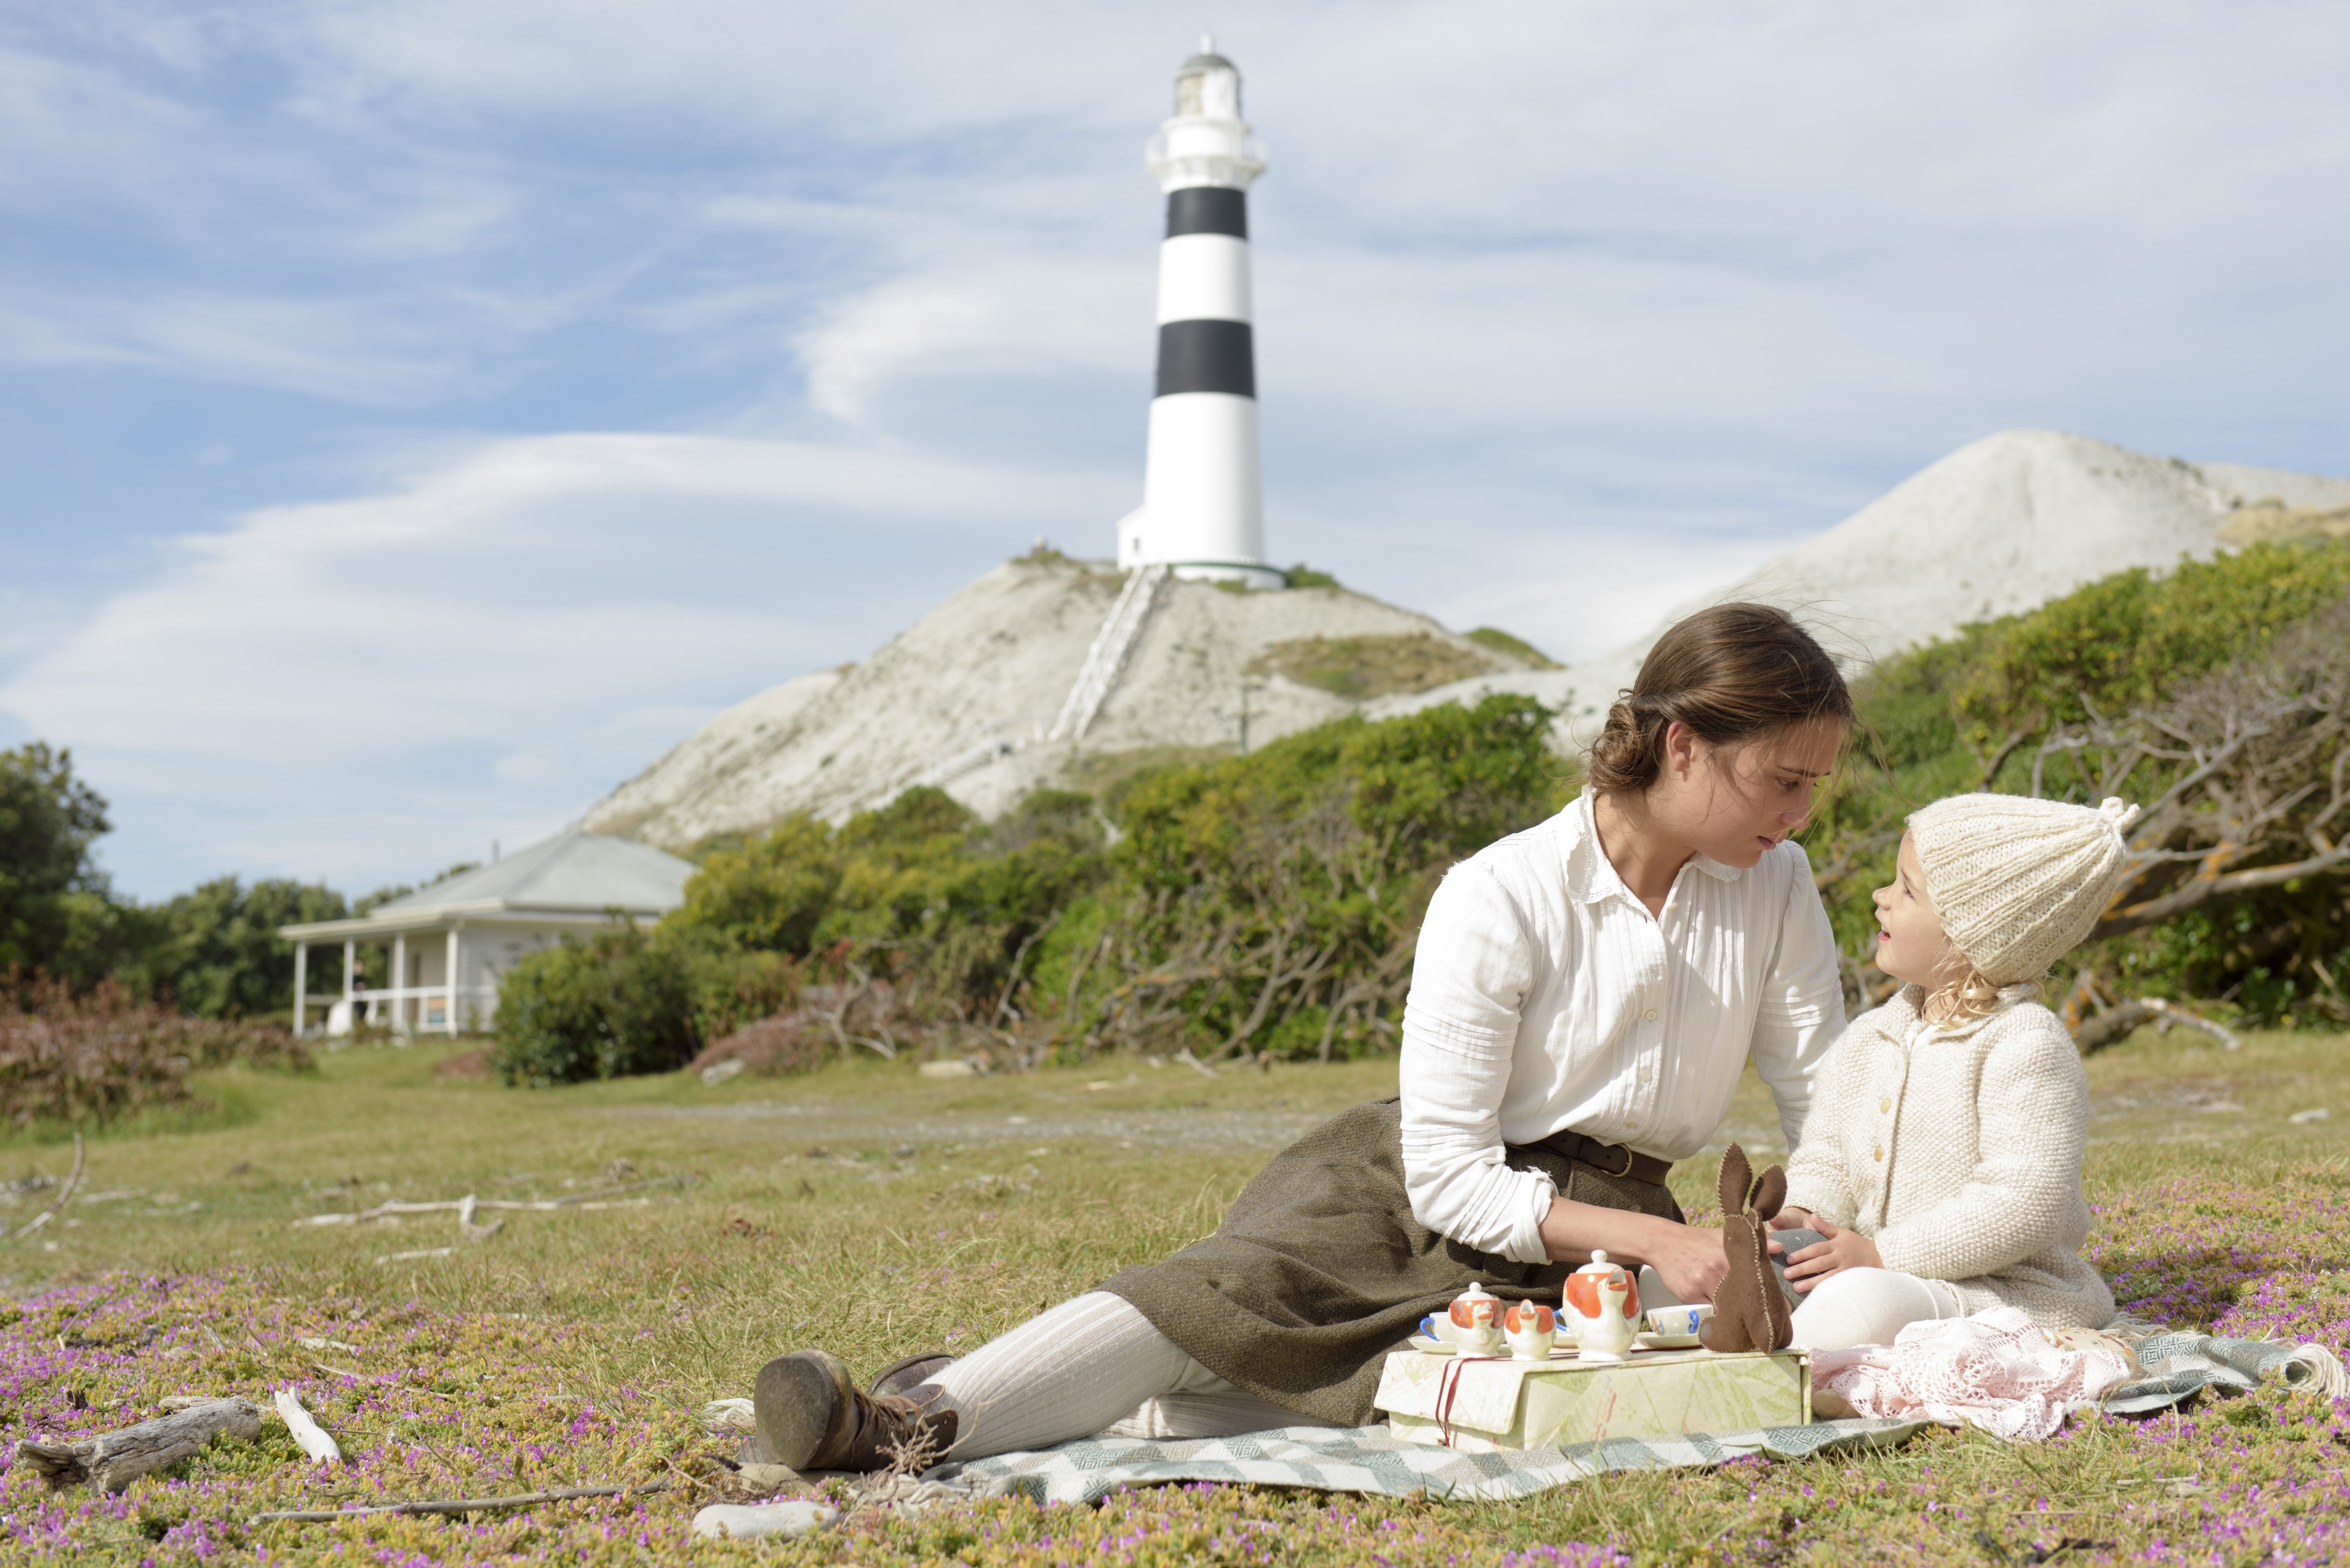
[753,602,1855,1471]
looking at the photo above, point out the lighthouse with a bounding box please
[1117,40,1283,590]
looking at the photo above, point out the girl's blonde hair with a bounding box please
[1922,958,2039,1027]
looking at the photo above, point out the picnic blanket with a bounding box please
[921,1419,1928,1505]
[702,1330,2343,1513]
[2104,1330,2348,1415]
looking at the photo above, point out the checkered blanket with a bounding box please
[2104,1331,2348,1414]
[923,1419,1926,1505]
[916,1332,2339,1504]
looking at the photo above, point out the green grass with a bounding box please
[4,1028,2349,1562]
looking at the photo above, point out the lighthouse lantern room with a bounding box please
[1119,39,1282,590]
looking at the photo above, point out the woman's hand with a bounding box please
[1539,1200,1732,1301]
[1641,1221,1731,1302]
[1781,1216,1881,1291]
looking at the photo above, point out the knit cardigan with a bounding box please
[1780,984,2115,1328]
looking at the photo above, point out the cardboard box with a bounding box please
[1376,1347,1811,1452]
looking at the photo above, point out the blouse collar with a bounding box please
[1560,791,1745,909]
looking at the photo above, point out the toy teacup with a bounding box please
[1645,1303,1715,1340]
[1447,1281,1505,1356]
[1417,1312,1456,1345]
[1562,1250,1641,1362]
[1502,1299,1557,1360]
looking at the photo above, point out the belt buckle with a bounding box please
[1590,1139,1637,1180]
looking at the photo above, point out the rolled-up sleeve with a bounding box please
[1398,863,1555,1264]
[1749,849,1845,1150]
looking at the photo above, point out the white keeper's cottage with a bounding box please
[277,832,696,1037]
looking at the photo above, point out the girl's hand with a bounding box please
[1781,1216,1881,1291]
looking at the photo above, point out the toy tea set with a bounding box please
[1378,1145,1811,1452]
[1413,1253,1708,1360]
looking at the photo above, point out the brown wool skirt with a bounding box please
[1101,1098,1684,1426]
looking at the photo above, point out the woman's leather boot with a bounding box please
[754,1350,959,1472]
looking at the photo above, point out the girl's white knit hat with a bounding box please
[1907,794,2142,984]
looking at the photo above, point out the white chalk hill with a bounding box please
[584,429,2350,850]
[1371,429,2350,737]
[583,561,1534,852]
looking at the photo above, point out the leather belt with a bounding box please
[1550,1131,1674,1188]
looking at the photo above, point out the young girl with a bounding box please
[1774,792,2138,1352]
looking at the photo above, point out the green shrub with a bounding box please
[491,926,697,1087]
[1099,692,1568,1060]
[683,944,801,1044]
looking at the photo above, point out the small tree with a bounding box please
[0,743,110,981]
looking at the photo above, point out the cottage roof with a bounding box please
[277,832,696,940]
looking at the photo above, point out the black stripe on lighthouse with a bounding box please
[1155,320,1255,398]
[1166,186,1247,238]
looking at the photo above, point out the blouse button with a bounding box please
[1872,1145,1884,1162]
[1642,1009,1657,1022]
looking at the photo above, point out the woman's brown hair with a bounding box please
[1585,602,1855,795]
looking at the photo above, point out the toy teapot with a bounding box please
[1561,1250,1640,1362]
[1447,1281,1505,1356]
[1501,1299,1557,1360]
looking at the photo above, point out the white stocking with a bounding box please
[926,1291,1334,1460]
[1789,1267,1963,1351]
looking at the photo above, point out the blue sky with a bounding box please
[2,0,2345,900]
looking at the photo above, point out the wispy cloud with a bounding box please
[0,0,2344,896]
[0,432,1126,890]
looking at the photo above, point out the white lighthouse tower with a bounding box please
[1117,39,1282,590]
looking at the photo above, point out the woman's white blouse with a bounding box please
[1398,792,1846,1264]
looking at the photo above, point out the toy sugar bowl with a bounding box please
[1447,1281,1506,1356]
[1501,1299,1557,1360]
[1561,1250,1641,1363]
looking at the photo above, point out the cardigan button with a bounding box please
[1872,1145,1884,1162]
[1879,1097,1891,1113]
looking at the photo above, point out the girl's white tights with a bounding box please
[1788,1268,1964,1351]
[925,1292,1334,1460]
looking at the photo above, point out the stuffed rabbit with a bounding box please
[1698,1142,1794,1354]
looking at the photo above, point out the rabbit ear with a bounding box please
[1717,1144,1750,1217]
[1752,1163,1788,1219]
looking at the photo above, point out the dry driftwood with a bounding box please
[2062,971,2244,1055]
[2073,997,2244,1055]
[11,1133,84,1241]
[16,1397,262,1491]
[274,1390,341,1465]
[250,1478,670,1524]
[2048,598,2350,941]
[294,1175,687,1228]
[456,1193,504,1244]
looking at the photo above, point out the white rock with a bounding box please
[918,1059,979,1079]
[2289,1108,2330,1125]
[700,1058,746,1086]
[691,1500,839,1540]
[1377,430,2350,742]
[580,431,2350,838]
[579,559,1513,847]
[699,1396,757,1433]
